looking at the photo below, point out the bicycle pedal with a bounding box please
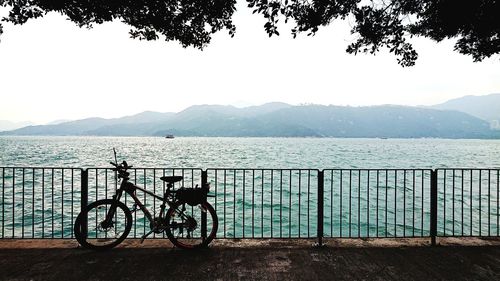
[198,205,207,212]
[130,203,140,213]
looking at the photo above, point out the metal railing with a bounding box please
[1,167,499,245]
[323,169,433,239]
[437,169,500,237]
[0,167,82,239]
[207,169,319,239]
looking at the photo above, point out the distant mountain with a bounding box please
[237,102,292,116]
[257,105,495,138]
[178,102,291,118]
[46,119,72,125]
[0,120,34,131]
[431,93,500,130]
[113,111,175,124]
[1,102,497,138]
[1,111,175,136]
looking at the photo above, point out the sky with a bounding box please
[0,2,499,124]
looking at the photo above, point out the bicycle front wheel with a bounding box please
[165,202,218,249]
[74,199,132,250]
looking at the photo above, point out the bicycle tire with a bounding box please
[165,201,218,249]
[74,199,133,250]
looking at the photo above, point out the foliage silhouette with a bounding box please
[0,0,499,66]
[248,0,500,66]
[0,0,236,49]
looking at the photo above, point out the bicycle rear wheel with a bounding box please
[165,202,218,249]
[74,199,132,250]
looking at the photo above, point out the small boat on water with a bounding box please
[165,134,174,139]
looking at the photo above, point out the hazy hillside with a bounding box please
[2,111,175,136]
[1,102,497,138]
[46,119,72,125]
[0,120,34,131]
[259,105,494,138]
[175,102,291,118]
[431,93,500,129]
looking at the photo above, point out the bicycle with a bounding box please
[73,150,218,250]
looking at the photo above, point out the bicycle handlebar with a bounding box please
[110,161,133,171]
[122,161,133,169]
[109,150,133,180]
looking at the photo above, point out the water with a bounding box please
[1,136,499,168]
[1,136,500,239]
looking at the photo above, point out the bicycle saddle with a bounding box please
[160,176,184,184]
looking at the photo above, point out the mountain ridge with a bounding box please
[1,102,498,138]
[0,120,34,131]
[430,93,500,129]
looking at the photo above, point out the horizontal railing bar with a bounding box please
[323,168,433,171]
[1,167,497,171]
[0,167,82,170]
[85,167,203,170]
[436,168,500,171]
[207,168,320,171]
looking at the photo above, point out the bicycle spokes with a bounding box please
[84,202,130,247]
[165,202,218,249]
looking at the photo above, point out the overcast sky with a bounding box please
[0,2,499,124]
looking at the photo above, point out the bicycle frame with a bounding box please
[105,176,174,227]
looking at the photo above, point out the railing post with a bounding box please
[430,169,438,246]
[80,169,88,238]
[201,169,208,241]
[316,170,324,246]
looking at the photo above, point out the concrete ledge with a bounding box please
[1,238,499,280]
[1,237,500,249]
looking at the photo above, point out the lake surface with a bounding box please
[1,136,500,168]
[1,137,499,239]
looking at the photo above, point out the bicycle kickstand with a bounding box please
[140,230,154,244]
